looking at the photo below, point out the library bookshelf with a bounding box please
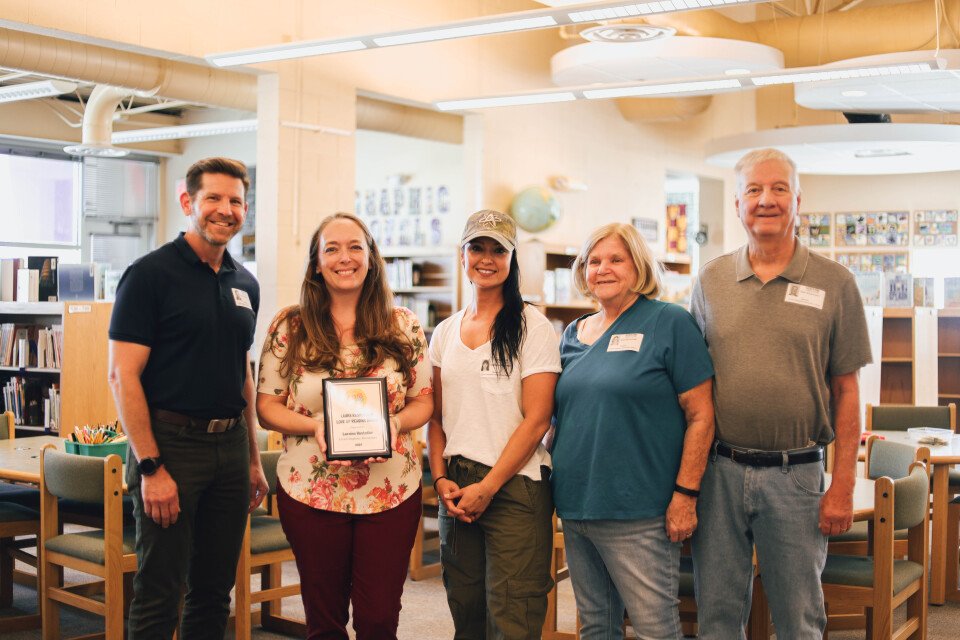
[0,301,116,437]
[938,308,960,407]
[381,247,460,338]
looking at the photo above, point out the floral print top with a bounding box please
[258,306,433,514]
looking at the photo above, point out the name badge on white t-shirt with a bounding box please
[232,288,253,310]
[607,333,643,352]
[784,284,825,310]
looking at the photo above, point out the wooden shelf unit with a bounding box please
[381,247,460,335]
[0,301,116,437]
[938,309,960,407]
[879,308,915,404]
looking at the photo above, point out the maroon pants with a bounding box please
[277,484,422,640]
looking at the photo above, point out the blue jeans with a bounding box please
[563,517,681,640]
[691,452,827,640]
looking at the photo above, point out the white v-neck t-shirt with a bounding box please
[428,305,561,480]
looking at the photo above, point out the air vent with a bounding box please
[580,24,675,43]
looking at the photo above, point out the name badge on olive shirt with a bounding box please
[784,284,825,310]
[232,288,253,310]
[607,333,643,352]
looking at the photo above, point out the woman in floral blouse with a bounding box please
[256,212,433,640]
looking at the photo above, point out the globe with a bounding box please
[510,186,560,233]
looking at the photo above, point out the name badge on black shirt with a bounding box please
[232,287,253,310]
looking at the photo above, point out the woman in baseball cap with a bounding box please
[427,209,561,638]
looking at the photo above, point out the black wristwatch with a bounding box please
[137,456,164,476]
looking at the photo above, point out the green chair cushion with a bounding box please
[870,405,952,431]
[822,555,923,595]
[678,556,694,597]
[250,516,290,555]
[45,527,137,565]
[829,520,908,542]
[0,501,39,523]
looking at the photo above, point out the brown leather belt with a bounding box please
[151,409,240,433]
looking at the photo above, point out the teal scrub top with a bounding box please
[551,297,714,520]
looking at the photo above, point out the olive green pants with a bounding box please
[439,456,554,640]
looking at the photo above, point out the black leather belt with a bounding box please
[151,409,240,433]
[716,441,823,467]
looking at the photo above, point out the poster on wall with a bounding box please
[835,251,909,274]
[835,211,909,247]
[797,213,831,247]
[665,204,687,254]
[913,210,958,246]
[356,183,450,248]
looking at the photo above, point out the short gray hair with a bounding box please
[572,223,662,300]
[734,148,800,194]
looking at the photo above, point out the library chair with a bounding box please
[39,446,136,640]
[829,437,929,557]
[821,462,930,640]
[408,438,440,581]
[542,514,574,640]
[0,500,40,631]
[233,450,304,640]
[865,402,956,433]
[0,411,41,509]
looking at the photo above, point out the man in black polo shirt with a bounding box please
[108,157,268,639]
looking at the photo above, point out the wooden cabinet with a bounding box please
[516,241,595,332]
[879,308,914,404]
[938,309,960,407]
[381,247,460,338]
[0,301,115,437]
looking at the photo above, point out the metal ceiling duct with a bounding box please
[0,26,256,111]
[63,85,132,157]
[356,95,463,144]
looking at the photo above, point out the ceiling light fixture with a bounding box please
[111,119,258,144]
[841,90,868,97]
[435,92,577,111]
[435,59,942,110]
[0,79,78,103]
[207,0,765,67]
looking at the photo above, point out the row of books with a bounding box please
[0,258,124,303]
[393,296,438,329]
[2,376,60,430]
[386,259,419,290]
[0,324,63,369]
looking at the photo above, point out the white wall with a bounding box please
[354,129,465,249]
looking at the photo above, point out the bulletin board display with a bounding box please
[835,251,909,274]
[913,210,958,247]
[797,213,831,247]
[835,211,910,247]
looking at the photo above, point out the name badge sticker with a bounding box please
[607,333,643,352]
[232,288,253,310]
[784,284,825,310]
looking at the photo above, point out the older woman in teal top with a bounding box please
[551,222,715,640]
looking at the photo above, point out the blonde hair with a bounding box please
[572,223,662,300]
[734,148,801,194]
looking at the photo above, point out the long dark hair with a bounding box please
[488,252,526,377]
[280,213,415,385]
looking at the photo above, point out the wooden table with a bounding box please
[0,435,66,484]
[861,430,960,605]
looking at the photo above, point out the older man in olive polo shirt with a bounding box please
[690,148,872,639]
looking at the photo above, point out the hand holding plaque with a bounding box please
[322,377,392,461]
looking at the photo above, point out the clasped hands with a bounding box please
[435,478,492,523]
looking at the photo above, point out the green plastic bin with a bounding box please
[64,440,128,459]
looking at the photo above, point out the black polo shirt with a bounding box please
[109,233,259,419]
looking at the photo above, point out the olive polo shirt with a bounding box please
[691,242,872,451]
[109,232,259,419]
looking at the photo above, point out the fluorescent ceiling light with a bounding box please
[841,89,868,97]
[209,40,366,67]
[374,16,557,47]
[0,79,77,103]
[435,59,942,110]
[207,0,764,67]
[435,92,576,111]
[584,79,741,99]
[112,119,258,144]
[750,62,935,86]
